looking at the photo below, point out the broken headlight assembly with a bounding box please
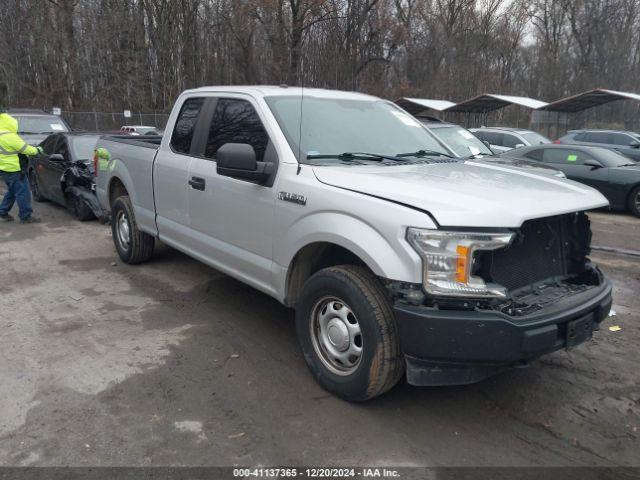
[406,228,514,298]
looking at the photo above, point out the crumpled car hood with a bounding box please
[312,161,609,227]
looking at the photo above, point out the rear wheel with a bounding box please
[628,185,640,218]
[29,170,45,202]
[295,265,404,401]
[111,195,154,264]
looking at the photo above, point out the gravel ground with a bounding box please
[0,195,638,467]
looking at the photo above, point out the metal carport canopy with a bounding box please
[444,94,548,113]
[538,89,640,113]
[394,97,456,115]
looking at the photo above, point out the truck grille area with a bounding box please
[476,212,592,292]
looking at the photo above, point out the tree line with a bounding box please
[1,0,639,112]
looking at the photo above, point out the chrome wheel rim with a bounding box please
[635,192,640,212]
[116,210,131,251]
[310,296,363,376]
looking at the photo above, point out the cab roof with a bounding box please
[182,85,380,101]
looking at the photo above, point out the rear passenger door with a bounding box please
[187,96,278,292]
[154,97,208,247]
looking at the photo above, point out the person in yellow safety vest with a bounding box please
[0,112,45,223]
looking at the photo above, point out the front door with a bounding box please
[187,96,278,293]
[42,137,71,204]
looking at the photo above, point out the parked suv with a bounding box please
[557,129,640,162]
[94,87,612,401]
[470,127,551,153]
[7,108,71,145]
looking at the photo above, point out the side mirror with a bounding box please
[584,160,603,169]
[216,143,273,183]
[630,141,640,148]
[48,154,65,162]
[514,143,526,149]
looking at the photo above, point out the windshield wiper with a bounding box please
[17,131,37,135]
[396,149,454,159]
[307,152,404,162]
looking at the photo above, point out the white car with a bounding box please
[120,125,162,136]
[470,127,551,153]
[95,86,613,401]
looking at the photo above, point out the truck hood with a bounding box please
[312,161,609,227]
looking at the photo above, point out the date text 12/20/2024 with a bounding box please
[233,468,401,478]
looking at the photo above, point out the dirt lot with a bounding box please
[0,195,638,468]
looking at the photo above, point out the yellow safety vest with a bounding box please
[0,113,39,172]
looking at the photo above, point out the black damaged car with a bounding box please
[27,132,106,221]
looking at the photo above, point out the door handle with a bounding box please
[188,176,206,191]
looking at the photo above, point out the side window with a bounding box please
[170,97,205,154]
[586,132,610,144]
[481,131,501,146]
[543,149,590,165]
[574,132,587,141]
[524,149,543,161]
[56,139,70,162]
[503,134,521,148]
[41,135,58,155]
[204,98,269,162]
[612,133,633,146]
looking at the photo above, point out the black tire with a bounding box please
[628,185,640,218]
[111,195,154,264]
[68,195,95,221]
[29,170,46,202]
[295,265,404,401]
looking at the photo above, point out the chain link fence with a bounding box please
[61,111,170,133]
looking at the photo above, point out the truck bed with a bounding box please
[95,134,163,235]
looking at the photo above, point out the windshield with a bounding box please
[430,125,492,157]
[14,115,69,134]
[264,96,449,163]
[520,131,550,145]
[592,147,638,167]
[70,136,99,160]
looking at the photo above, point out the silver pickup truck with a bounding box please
[95,86,612,401]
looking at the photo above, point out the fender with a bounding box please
[273,211,426,300]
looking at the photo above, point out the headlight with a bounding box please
[406,228,514,298]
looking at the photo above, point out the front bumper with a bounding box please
[393,280,613,386]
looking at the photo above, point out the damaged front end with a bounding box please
[390,211,613,386]
[396,212,604,315]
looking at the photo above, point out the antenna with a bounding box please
[297,43,304,175]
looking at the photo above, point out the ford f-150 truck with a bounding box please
[95,86,613,401]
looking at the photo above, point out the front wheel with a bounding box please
[111,195,154,264]
[295,265,404,401]
[628,185,640,218]
[68,195,95,221]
